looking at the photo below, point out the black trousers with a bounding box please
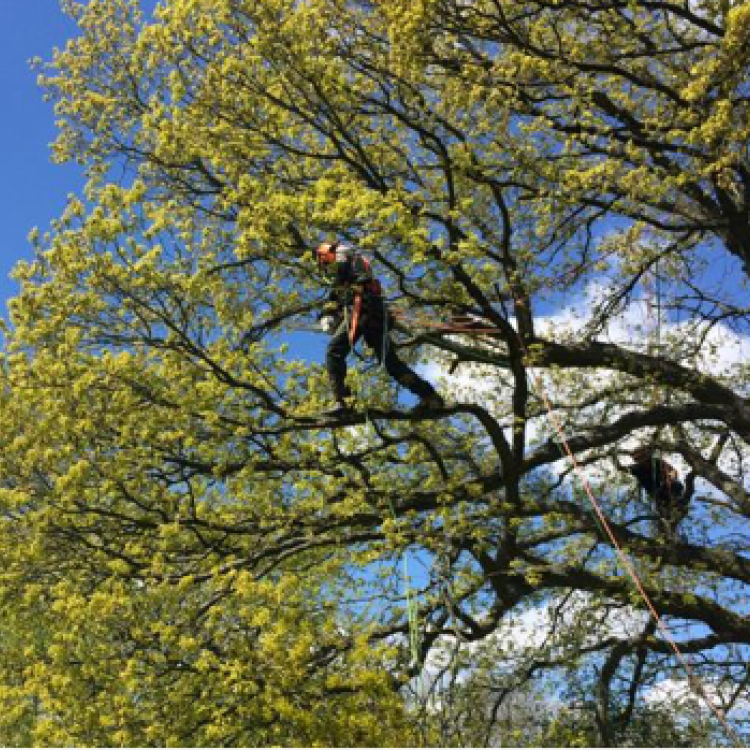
[326,302,435,401]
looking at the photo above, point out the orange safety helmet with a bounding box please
[315,241,339,267]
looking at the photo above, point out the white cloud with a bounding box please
[422,592,649,677]
[644,676,750,720]
[419,281,750,482]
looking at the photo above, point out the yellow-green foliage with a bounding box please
[1,0,747,746]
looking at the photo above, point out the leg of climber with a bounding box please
[363,304,444,414]
[325,320,353,414]
[656,480,687,542]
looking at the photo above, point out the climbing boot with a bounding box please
[410,392,445,416]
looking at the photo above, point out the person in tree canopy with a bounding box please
[315,241,444,416]
[629,447,689,538]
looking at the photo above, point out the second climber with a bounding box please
[629,447,689,539]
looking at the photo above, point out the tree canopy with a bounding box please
[0,0,748,745]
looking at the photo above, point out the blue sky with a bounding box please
[0,1,83,312]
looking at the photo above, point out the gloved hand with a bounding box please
[320,315,337,333]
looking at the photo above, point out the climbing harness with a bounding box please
[347,278,382,346]
[349,289,363,345]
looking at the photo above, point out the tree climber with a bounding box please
[315,241,445,416]
[628,447,689,539]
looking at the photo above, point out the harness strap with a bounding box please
[349,289,363,345]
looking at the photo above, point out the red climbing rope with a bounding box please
[385,296,746,743]
[526,374,740,744]
[304,290,740,741]
[506,290,742,745]
[388,308,505,336]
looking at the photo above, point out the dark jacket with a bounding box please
[629,455,685,504]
